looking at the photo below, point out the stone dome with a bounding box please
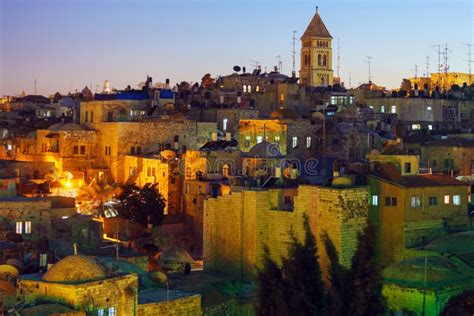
[383,256,474,290]
[270,108,299,120]
[159,247,194,264]
[48,123,88,131]
[246,141,283,158]
[42,255,107,283]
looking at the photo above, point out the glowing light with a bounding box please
[65,181,72,188]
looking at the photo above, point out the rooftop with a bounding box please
[301,11,332,39]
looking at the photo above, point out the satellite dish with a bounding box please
[161,150,176,160]
[233,65,241,72]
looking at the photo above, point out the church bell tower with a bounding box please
[300,7,334,87]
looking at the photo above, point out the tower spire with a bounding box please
[316,6,319,13]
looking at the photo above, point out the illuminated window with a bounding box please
[105,146,111,156]
[15,222,22,234]
[372,195,378,206]
[411,124,421,130]
[306,136,311,148]
[427,106,432,111]
[453,195,461,205]
[97,309,104,316]
[108,307,116,316]
[256,85,260,92]
[391,105,397,114]
[223,118,228,131]
[292,136,298,148]
[223,164,229,178]
[247,85,252,93]
[242,85,247,93]
[411,196,421,208]
[244,136,251,147]
[428,124,433,130]
[444,195,450,204]
[428,196,438,206]
[381,105,385,113]
[257,136,263,144]
[24,221,31,234]
[274,136,280,144]
[280,94,285,102]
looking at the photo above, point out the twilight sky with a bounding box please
[1,0,473,96]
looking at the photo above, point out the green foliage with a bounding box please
[115,183,165,227]
[347,222,386,316]
[441,290,474,315]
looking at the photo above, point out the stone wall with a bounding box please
[138,294,201,316]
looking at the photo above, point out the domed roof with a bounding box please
[246,141,283,158]
[42,255,106,283]
[48,123,88,131]
[383,255,474,290]
[270,108,299,120]
[159,247,194,263]
[427,231,474,254]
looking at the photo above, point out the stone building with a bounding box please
[420,137,474,177]
[123,151,182,214]
[203,183,369,282]
[300,8,334,86]
[368,164,470,266]
[17,254,202,315]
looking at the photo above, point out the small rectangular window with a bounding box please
[404,163,411,174]
[292,136,298,148]
[85,111,89,123]
[453,195,461,205]
[429,196,438,206]
[90,111,94,123]
[80,145,86,155]
[381,105,385,113]
[385,197,391,206]
[137,146,142,155]
[391,197,397,206]
[391,105,397,113]
[411,196,421,208]
[444,195,450,204]
[108,307,116,316]
[15,222,22,234]
[306,136,311,148]
[244,136,251,147]
[372,195,378,206]
[24,221,31,234]
[274,136,280,144]
[131,147,136,155]
[257,136,263,144]
[223,118,228,131]
[73,145,79,155]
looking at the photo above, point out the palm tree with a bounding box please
[77,175,115,217]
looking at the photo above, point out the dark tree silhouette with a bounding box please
[347,222,386,316]
[115,183,165,227]
[255,246,286,316]
[281,214,326,315]
[441,290,474,316]
[323,233,349,316]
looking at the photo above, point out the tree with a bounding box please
[347,222,386,316]
[281,214,326,315]
[400,78,412,92]
[441,290,474,315]
[255,246,286,316]
[77,175,115,217]
[115,183,165,227]
[323,233,349,316]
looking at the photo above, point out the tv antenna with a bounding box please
[462,43,472,84]
[291,31,297,74]
[276,55,282,73]
[424,56,430,78]
[433,44,442,87]
[337,37,341,78]
[412,64,418,79]
[249,60,261,69]
[365,56,373,83]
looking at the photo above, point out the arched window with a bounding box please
[304,54,309,66]
[323,55,327,66]
[318,54,322,66]
[256,85,260,92]
[223,164,229,178]
[247,85,252,93]
[243,85,247,93]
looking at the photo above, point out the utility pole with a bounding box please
[462,43,472,84]
[292,30,297,75]
[337,37,341,78]
[366,56,373,83]
[442,43,452,91]
[433,44,442,88]
[413,64,418,79]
